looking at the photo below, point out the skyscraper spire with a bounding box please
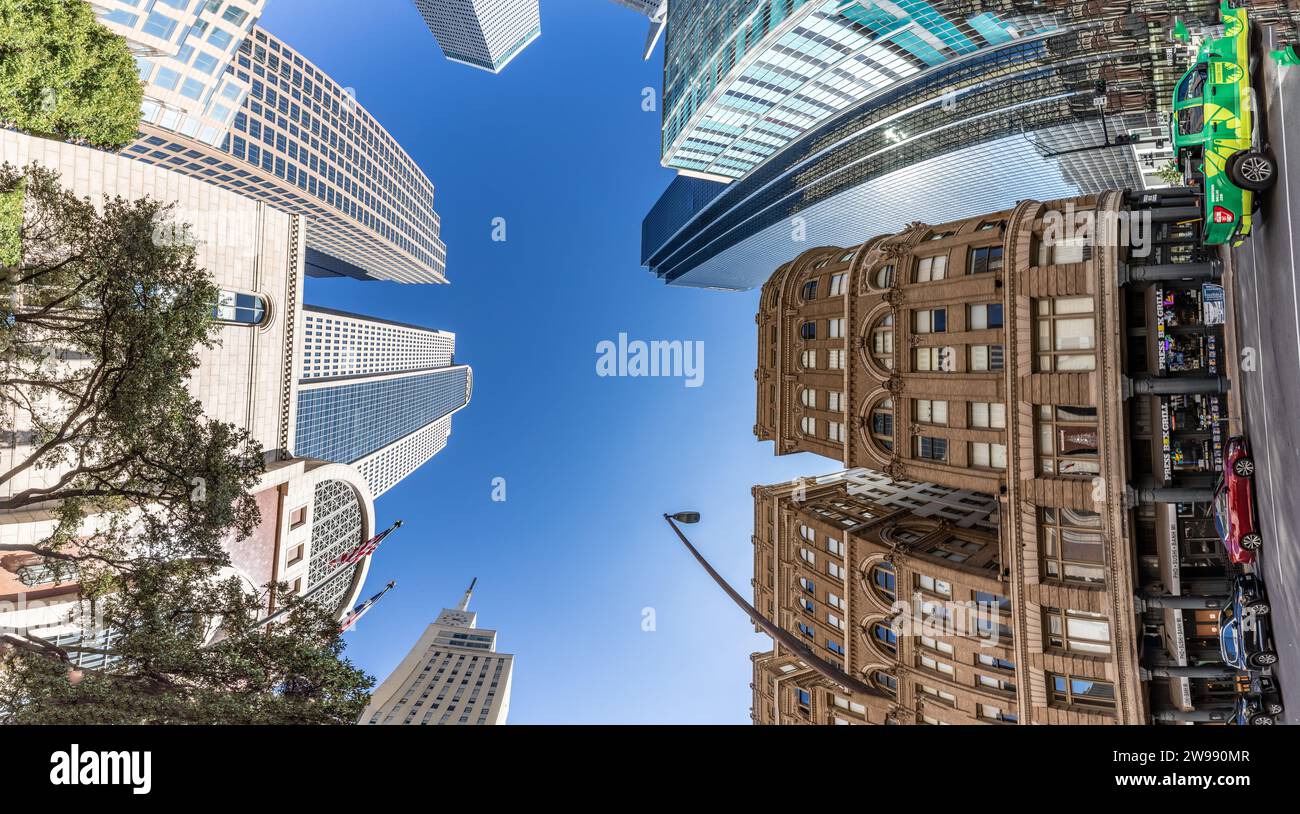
[457,577,477,611]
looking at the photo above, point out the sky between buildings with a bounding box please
[264,0,829,724]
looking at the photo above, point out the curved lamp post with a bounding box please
[663,512,885,699]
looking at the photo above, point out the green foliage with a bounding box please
[1155,160,1185,186]
[0,160,262,568]
[0,0,143,149]
[0,176,20,266]
[0,559,375,724]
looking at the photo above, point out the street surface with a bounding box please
[1228,26,1300,723]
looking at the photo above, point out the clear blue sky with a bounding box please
[264,0,826,724]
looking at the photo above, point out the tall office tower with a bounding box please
[122,27,449,284]
[410,0,541,73]
[608,0,667,59]
[750,470,1012,725]
[753,190,1234,724]
[360,580,515,725]
[293,306,470,499]
[642,1,1300,289]
[0,130,378,643]
[92,0,266,146]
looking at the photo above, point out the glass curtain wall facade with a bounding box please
[123,27,448,284]
[644,1,1240,290]
[95,0,265,147]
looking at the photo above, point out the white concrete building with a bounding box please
[360,580,514,725]
[411,0,541,74]
[91,0,265,147]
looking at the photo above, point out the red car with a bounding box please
[1213,436,1263,564]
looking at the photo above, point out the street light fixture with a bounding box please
[663,512,886,700]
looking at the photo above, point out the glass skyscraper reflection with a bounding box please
[643,0,1295,290]
[293,307,472,498]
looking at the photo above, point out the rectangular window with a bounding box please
[970,246,1003,274]
[970,344,1004,371]
[828,318,845,339]
[1039,236,1092,265]
[1037,405,1100,477]
[969,442,1007,470]
[913,346,953,372]
[1040,507,1106,584]
[968,303,1003,330]
[917,574,951,597]
[827,349,845,370]
[915,255,948,282]
[915,436,948,461]
[915,399,949,425]
[1048,673,1116,713]
[827,421,845,442]
[289,505,307,529]
[829,273,846,296]
[914,308,947,334]
[1045,608,1112,655]
[286,543,305,567]
[970,402,1006,429]
[827,391,843,412]
[1035,298,1096,371]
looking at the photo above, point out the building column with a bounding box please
[1152,708,1233,723]
[1127,483,1217,505]
[1121,374,1229,398]
[1141,665,1237,679]
[1135,594,1227,611]
[1117,260,1222,285]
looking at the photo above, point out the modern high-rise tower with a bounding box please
[359,580,515,725]
[92,0,266,147]
[121,26,449,284]
[608,0,667,59]
[293,306,471,499]
[410,0,541,73]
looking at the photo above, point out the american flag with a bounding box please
[330,520,402,567]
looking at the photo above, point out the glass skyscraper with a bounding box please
[94,0,266,147]
[121,26,448,284]
[643,0,1280,290]
[293,307,472,498]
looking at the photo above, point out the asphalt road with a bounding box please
[1228,29,1300,724]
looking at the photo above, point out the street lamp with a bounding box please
[663,512,886,699]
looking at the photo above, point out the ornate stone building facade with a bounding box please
[751,470,1016,725]
[755,189,1233,724]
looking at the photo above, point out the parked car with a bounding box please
[1219,574,1278,670]
[1213,436,1261,564]
[1230,679,1285,725]
[1171,0,1277,245]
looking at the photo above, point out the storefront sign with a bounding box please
[1202,283,1226,325]
[1160,401,1173,481]
[1156,287,1167,370]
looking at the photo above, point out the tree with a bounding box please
[0,162,264,570]
[0,558,375,724]
[0,0,143,149]
[1155,160,1185,187]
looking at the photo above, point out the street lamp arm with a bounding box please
[663,514,886,700]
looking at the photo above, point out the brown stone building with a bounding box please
[750,470,1017,725]
[754,190,1234,724]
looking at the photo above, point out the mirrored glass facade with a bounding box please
[123,27,447,284]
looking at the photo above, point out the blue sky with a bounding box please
[264,0,828,724]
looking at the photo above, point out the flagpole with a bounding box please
[221,520,404,639]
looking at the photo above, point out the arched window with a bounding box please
[874,265,894,289]
[872,622,898,655]
[870,314,894,369]
[802,280,818,301]
[870,563,896,601]
[800,321,817,340]
[873,670,899,696]
[213,290,267,325]
[870,398,894,452]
